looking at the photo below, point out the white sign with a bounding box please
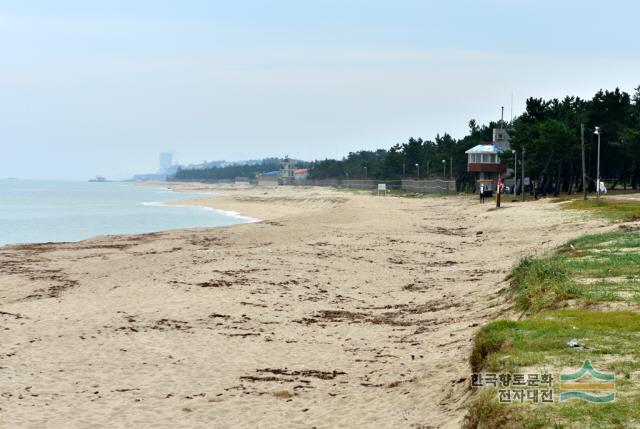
[524,177,531,186]
[377,183,387,196]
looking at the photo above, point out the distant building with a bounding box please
[159,152,173,174]
[279,156,296,184]
[293,168,309,181]
[465,128,511,191]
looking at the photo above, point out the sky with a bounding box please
[2,0,640,180]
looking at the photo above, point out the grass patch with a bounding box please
[471,309,640,373]
[564,231,640,250]
[464,389,549,429]
[467,230,640,428]
[560,199,640,222]
[466,394,640,429]
[468,310,640,428]
[508,231,640,312]
[509,256,576,313]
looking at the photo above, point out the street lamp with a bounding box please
[521,148,525,202]
[512,149,517,199]
[415,163,419,178]
[594,126,601,203]
[441,159,446,178]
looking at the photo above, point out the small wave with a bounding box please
[204,207,260,223]
[140,201,259,223]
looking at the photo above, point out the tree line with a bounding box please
[309,86,640,194]
[173,160,283,181]
[173,86,640,194]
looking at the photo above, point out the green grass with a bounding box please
[465,389,640,429]
[565,231,640,249]
[464,389,551,429]
[466,231,640,428]
[508,232,640,312]
[509,255,577,313]
[560,199,640,222]
[471,309,640,373]
[467,310,640,429]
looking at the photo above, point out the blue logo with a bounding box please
[559,360,615,403]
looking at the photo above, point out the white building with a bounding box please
[159,152,173,174]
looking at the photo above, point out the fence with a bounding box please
[171,177,456,194]
[293,178,456,194]
[401,179,455,194]
[257,176,279,186]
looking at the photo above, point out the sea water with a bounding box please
[0,180,254,247]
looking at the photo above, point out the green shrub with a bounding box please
[510,256,576,313]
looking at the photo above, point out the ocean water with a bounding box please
[0,180,255,247]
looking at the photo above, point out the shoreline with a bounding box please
[148,200,260,224]
[0,182,259,249]
[0,185,605,428]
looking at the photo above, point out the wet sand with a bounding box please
[0,184,604,428]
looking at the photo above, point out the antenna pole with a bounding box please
[510,93,514,123]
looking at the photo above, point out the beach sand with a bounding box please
[0,185,604,428]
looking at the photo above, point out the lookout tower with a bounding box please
[465,128,510,191]
[279,156,296,185]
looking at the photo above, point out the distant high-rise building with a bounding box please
[159,152,173,174]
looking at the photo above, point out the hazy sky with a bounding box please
[2,0,640,179]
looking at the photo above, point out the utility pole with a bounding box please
[512,150,517,200]
[449,157,452,179]
[595,126,601,204]
[521,148,525,202]
[402,163,405,178]
[581,124,587,200]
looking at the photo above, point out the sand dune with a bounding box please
[0,185,604,428]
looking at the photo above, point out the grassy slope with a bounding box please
[559,199,640,222]
[465,219,640,427]
[509,231,640,313]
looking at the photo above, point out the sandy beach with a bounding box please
[0,184,604,428]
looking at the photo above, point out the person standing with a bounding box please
[479,183,485,204]
[599,180,607,194]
